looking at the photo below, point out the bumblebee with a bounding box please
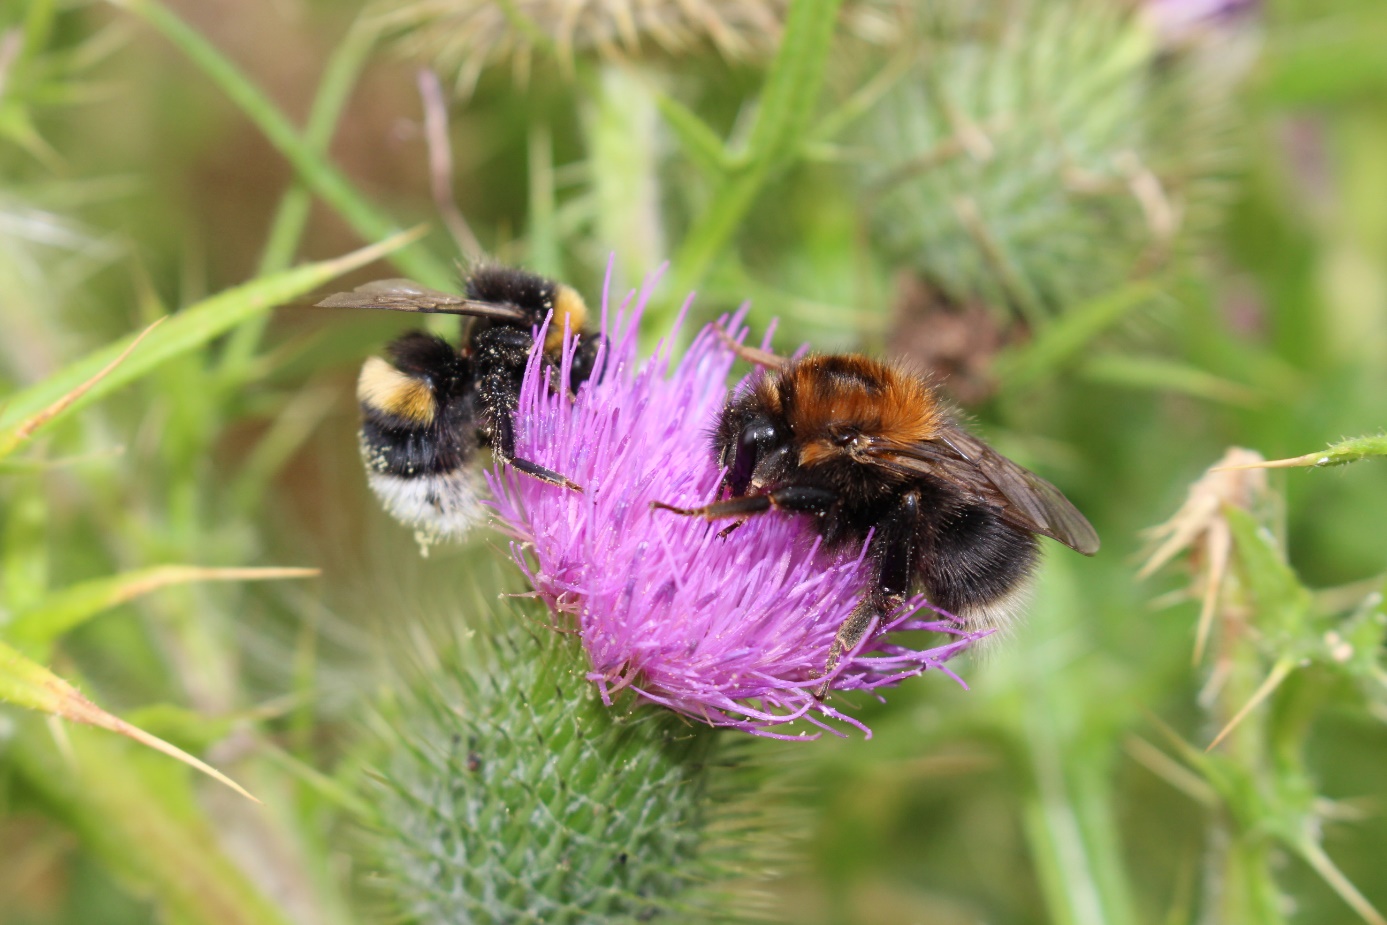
[318,266,601,545]
[655,336,1098,691]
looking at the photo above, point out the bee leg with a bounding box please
[652,495,773,519]
[494,422,582,491]
[483,371,583,492]
[716,519,746,539]
[469,324,585,492]
[815,491,921,699]
[876,491,922,598]
[508,456,583,491]
[814,600,883,699]
[713,324,790,370]
[654,484,836,520]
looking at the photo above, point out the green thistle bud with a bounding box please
[858,0,1247,322]
[368,598,782,924]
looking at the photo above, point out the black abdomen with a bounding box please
[918,502,1038,616]
[360,397,477,479]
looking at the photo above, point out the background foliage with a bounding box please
[1,0,1386,923]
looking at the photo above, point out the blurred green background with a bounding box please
[2,0,1386,923]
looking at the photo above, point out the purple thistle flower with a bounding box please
[1143,0,1260,45]
[487,268,987,738]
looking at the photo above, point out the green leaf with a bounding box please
[0,230,420,436]
[993,282,1159,389]
[527,121,560,276]
[0,318,164,459]
[1327,586,1387,681]
[653,91,731,178]
[11,719,294,925]
[1224,506,1313,645]
[219,14,382,379]
[0,640,256,801]
[255,16,379,277]
[1294,839,1387,925]
[5,565,319,653]
[740,0,844,174]
[123,703,238,755]
[1078,354,1263,406]
[669,0,844,295]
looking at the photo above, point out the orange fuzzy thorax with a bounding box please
[771,355,943,467]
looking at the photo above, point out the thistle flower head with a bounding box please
[378,0,786,94]
[487,269,985,738]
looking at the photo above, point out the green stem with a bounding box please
[1011,558,1138,925]
[259,19,380,277]
[1217,829,1290,925]
[585,62,665,297]
[666,0,843,300]
[1021,701,1133,925]
[527,120,560,276]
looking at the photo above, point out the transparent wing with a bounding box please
[315,279,529,321]
[866,427,1100,555]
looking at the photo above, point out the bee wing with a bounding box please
[868,429,1100,555]
[315,279,530,321]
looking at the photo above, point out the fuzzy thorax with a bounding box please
[771,354,944,468]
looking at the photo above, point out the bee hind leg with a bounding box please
[651,495,773,519]
[815,492,921,698]
[814,600,886,700]
[509,456,583,491]
[487,386,583,492]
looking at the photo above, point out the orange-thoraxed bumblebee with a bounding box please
[655,334,1099,692]
[318,266,601,545]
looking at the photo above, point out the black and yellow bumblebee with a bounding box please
[656,335,1099,691]
[319,266,601,545]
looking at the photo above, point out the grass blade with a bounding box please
[0,640,257,801]
[0,317,163,458]
[993,282,1158,389]
[0,228,422,432]
[7,565,320,650]
[670,0,843,294]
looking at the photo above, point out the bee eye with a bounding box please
[831,429,857,447]
[744,422,781,449]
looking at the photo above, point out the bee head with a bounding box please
[714,380,794,496]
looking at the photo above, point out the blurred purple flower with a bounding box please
[487,269,986,738]
[1144,0,1259,45]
